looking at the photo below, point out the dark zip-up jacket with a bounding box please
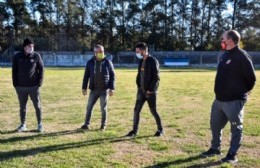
[12,51,44,87]
[214,46,256,101]
[82,56,115,90]
[136,56,160,92]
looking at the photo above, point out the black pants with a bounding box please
[132,89,163,132]
[15,86,42,125]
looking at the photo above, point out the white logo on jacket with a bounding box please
[226,59,231,64]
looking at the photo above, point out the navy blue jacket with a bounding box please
[214,46,256,101]
[82,56,115,90]
[12,51,44,87]
[136,56,160,92]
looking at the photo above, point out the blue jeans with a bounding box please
[84,90,109,126]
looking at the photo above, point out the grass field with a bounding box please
[0,68,259,168]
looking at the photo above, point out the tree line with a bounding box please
[0,0,259,53]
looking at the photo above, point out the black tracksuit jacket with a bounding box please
[12,51,44,87]
[214,46,256,101]
[136,56,160,92]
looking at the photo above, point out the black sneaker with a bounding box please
[201,148,221,157]
[81,125,89,130]
[154,130,164,137]
[125,130,137,137]
[221,153,238,163]
[100,125,106,131]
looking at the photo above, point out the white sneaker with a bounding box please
[17,124,27,132]
[38,124,44,132]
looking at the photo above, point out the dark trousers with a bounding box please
[132,89,163,132]
[15,86,42,125]
[84,90,108,126]
[210,99,245,154]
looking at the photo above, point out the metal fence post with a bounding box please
[200,54,203,67]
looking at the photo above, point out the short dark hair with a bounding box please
[226,30,240,45]
[135,42,148,51]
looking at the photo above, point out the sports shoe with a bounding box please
[154,130,164,137]
[201,148,222,157]
[221,152,238,163]
[100,125,106,131]
[81,125,89,130]
[16,124,27,132]
[38,124,44,132]
[125,130,137,137]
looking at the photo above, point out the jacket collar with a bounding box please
[91,56,107,62]
[227,45,239,54]
[22,50,34,58]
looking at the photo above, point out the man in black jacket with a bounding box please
[201,30,256,163]
[81,44,115,131]
[126,42,164,137]
[12,38,44,132]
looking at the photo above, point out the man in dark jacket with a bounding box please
[126,42,164,137]
[201,30,256,163]
[12,38,44,132]
[81,44,115,131]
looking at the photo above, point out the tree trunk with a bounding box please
[232,0,238,29]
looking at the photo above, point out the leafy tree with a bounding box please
[0,0,259,52]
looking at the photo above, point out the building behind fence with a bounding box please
[1,49,260,67]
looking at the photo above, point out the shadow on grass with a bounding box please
[187,160,222,168]
[0,130,83,144]
[0,134,151,161]
[0,130,17,134]
[145,155,223,168]
[144,155,201,168]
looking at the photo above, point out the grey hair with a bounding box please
[226,30,241,45]
[94,44,104,52]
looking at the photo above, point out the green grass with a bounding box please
[0,67,259,168]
